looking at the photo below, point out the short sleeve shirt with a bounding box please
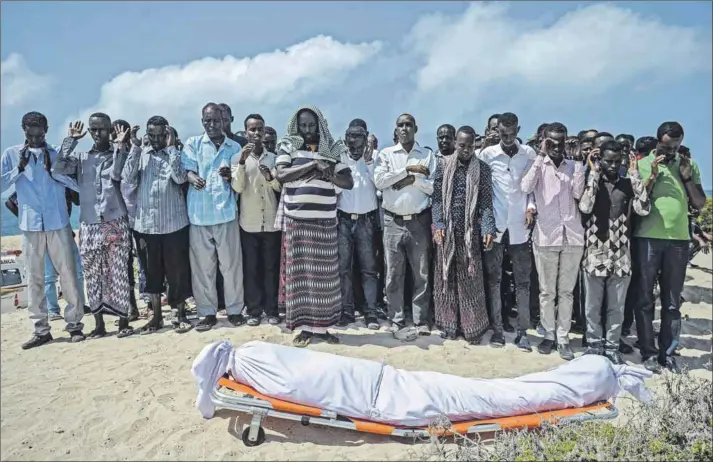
[635,151,701,241]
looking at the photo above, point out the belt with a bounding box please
[338,210,377,221]
[383,208,430,222]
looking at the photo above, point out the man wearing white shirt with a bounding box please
[478,112,537,352]
[337,120,380,330]
[374,114,438,340]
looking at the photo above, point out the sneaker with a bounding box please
[558,344,575,361]
[643,357,662,374]
[536,323,546,336]
[605,350,625,365]
[514,332,532,352]
[618,340,634,355]
[22,333,53,350]
[537,339,555,355]
[489,331,506,348]
[664,356,680,374]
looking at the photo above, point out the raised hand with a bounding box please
[651,154,666,177]
[130,126,142,147]
[17,141,30,172]
[166,126,176,148]
[679,155,693,181]
[587,149,601,173]
[240,143,255,163]
[628,153,638,175]
[68,121,87,140]
[112,124,130,145]
[187,171,206,190]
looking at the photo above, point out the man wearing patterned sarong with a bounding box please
[55,115,135,338]
[432,126,496,344]
[275,105,354,347]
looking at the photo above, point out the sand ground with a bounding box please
[1,235,711,461]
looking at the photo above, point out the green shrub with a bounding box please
[698,197,713,233]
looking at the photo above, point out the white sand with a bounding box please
[1,234,711,461]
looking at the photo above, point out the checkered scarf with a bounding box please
[277,105,346,161]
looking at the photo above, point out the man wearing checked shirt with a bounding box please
[182,103,246,332]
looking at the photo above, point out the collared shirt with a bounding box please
[121,145,189,234]
[521,155,585,247]
[180,134,241,226]
[54,138,128,225]
[337,152,378,215]
[478,142,537,245]
[275,148,348,220]
[231,150,281,233]
[579,171,650,277]
[1,144,78,232]
[373,142,438,216]
[635,151,702,241]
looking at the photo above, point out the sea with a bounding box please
[1,189,712,238]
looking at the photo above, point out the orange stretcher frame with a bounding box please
[212,375,619,446]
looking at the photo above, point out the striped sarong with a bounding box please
[284,217,341,331]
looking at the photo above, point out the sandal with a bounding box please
[246,317,261,327]
[227,314,246,327]
[293,331,312,348]
[117,327,134,338]
[267,316,281,325]
[139,318,164,335]
[317,332,339,345]
[195,316,216,332]
[88,328,107,339]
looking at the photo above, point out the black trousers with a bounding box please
[241,229,281,318]
[133,226,193,307]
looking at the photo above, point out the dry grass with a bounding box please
[411,368,712,461]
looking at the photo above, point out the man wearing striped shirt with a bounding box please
[122,116,193,334]
[181,103,245,332]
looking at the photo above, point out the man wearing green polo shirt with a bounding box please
[632,121,707,373]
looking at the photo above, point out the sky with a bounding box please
[2,1,711,188]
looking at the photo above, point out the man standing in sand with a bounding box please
[1,112,86,348]
[231,114,282,327]
[182,103,246,332]
[521,122,585,361]
[374,114,438,341]
[55,114,134,339]
[122,116,193,334]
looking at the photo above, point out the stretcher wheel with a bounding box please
[241,426,265,447]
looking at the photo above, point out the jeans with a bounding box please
[338,212,379,319]
[383,210,432,327]
[483,236,532,333]
[532,244,583,344]
[44,237,84,316]
[632,237,688,362]
[583,272,630,350]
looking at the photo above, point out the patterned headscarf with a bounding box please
[277,104,347,161]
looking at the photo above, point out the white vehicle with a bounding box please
[1,249,29,309]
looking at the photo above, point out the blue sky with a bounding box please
[2,1,711,188]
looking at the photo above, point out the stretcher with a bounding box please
[212,373,619,447]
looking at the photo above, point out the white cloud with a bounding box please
[64,35,381,138]
[406,2,712,121]
[0,53,52,108]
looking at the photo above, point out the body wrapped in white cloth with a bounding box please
[192,340,651,426]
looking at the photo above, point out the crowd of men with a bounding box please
[1,104,707,375]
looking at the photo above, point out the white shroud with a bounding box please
[192,340,652,426]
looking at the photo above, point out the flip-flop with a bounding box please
[195,318,215,332]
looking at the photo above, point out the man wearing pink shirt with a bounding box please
[521,122,585,360]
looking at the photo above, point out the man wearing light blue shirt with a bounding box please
[181,103,246,331]
[1,112,85,349]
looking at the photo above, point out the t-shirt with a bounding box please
[275,148,348,220]
[635,151,701,241]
